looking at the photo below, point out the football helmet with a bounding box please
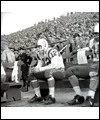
[37,39,48,51]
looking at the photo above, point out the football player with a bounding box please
[28,39,65,105]
[65,23,99,107]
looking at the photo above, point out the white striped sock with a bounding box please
[73,86,82,96]
[88,90,95,99]
[34,87,41,97]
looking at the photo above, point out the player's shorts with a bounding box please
[29,68,65,81]
[65,64,91,79]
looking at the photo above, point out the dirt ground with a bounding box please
[1,87,99,107]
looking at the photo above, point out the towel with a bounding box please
[1,63,6,76]
[77,49,88,64]
[89,38,94,49]
[12,61,19,83]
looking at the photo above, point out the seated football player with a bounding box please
[28,38,65,105]
[65,23,99,107]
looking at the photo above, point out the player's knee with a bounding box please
[89,71,98,77]
[28,73,37,81]
[53,71,65,80]
[45,69,53,79]
[65,67,74,78]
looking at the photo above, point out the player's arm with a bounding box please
[29,55,43,69]
[35,59,43,68]
[39,49,59,71]
[35,52,44,68]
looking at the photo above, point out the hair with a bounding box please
[73,33,80,38]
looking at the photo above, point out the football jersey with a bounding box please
[37,47,65,68]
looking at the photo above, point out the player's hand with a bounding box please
[29,67,40,74]
[33,67,40,73]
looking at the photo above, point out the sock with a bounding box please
[47,77,55,98]
[69,75,79,87]
[47,77,55,87]
[88,90,95,99]
[73,86,82,96]
[34,87,41,97]
[49,87,55,98]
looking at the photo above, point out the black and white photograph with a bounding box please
[1,1,99,119]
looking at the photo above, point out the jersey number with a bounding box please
[49,50,57,58]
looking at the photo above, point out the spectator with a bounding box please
[1,40,16,82]
[16,49,25,61]
[25,49,32,66]
[17,49,32,92]
[14,51,19,60]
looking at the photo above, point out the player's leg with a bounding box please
[65,65,90,105]
[44,68,65,105]
[43,69,56,104]
[82,62,99,107]
[28,72,43,103]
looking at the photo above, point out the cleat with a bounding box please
[82,96,94,107]
[67,95,84,105]
[28,95,43,103]
[44,95,56,105]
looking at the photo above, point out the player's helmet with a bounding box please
[37,39,48,51]
[93,23,99,33]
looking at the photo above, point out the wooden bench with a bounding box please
[1,62,23,103]
[1,82,22,102]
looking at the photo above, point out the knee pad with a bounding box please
[89,71,98,77]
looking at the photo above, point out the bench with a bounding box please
[1,62,23,103]
[1,82,22,102]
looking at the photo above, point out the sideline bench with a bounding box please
[1,82,22,102]
[1,62,23,103]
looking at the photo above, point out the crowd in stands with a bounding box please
[1,12,99,97]
[1,12,99,59]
